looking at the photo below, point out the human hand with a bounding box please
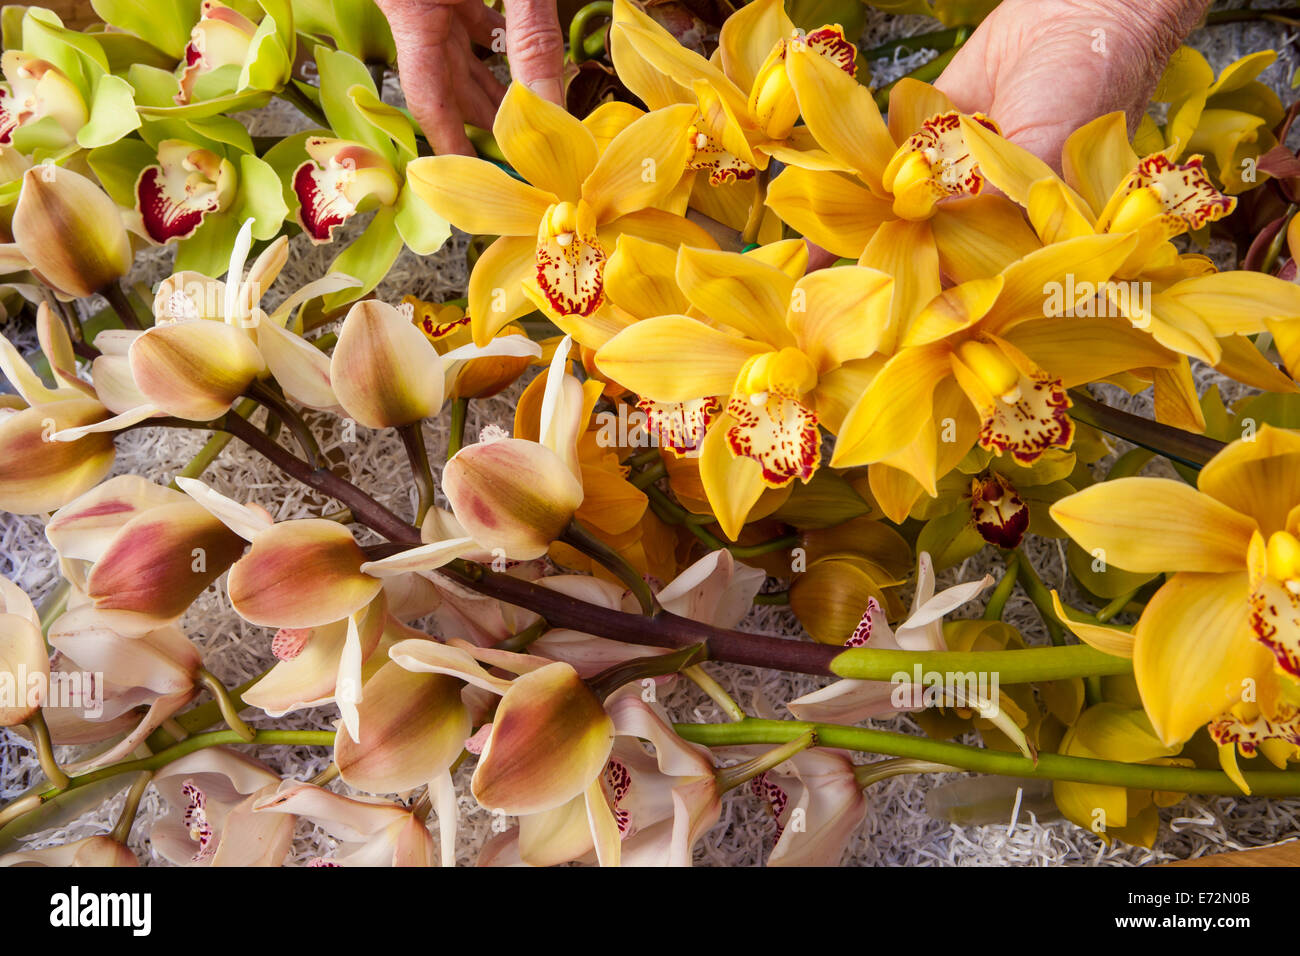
[936,0,1211,170]
[376,0,565,156]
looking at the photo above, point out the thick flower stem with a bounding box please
[196,668,256,742]
[399,422,437,526]
[248,383,323,468]
[278,82,331,129]
[560,519,658,615]
[981,552,1020,621]
[569,1,613,63]
[109,771,153,845]
[448,397,469,457]
[25,711,69,789]
[102,281,143,330]
[677,719,1300,796]
[169,398,257,490]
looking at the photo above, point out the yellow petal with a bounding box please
[786,43,894,192]
[1026,177,1095,245]
[957,114,1061,208]
[699,411,766,540]
[1000,316,1178,387]
[676,245,797,348]
[1198,424,1300,536]
[493,82,598,202]
[1135,571,1273,746]
[1050,590,1134,658]
[1050,478,1257,574]
[609,0,692,110]
[582,103,696,222]
[901,275,1004,347]
[929,195,1041,283]
[830,343,951,467]
[1160,271,1300,337]
[789,266,894,370]
[886,79,952,145]
[129,320,264,421]
[405,155,555,237]
[595,315,766,401]
[605,234,689,318]
[718,0,790,91]
[468,235,537,345]
[765,166,894,259]
[1060,112,1139,215]
[0,400,116,515]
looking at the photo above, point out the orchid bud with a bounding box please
[11,166,131,298]
[0,576,45,727]
[128,319,265,421]
[0,835,139,868]
[443,436,584,560]
[749,45,801,141]
[471,662,614,816]
[330,299,444,428]
[0,400,116,514]
[789,555,892,645]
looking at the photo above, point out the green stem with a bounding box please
[863,27,963,61]
[588,643,706,700]
[498,617,549,652]
[569,1,613,63]
[561,519,657,615]
[195,668,256,742]
[1014,550,1066,646]
[829,643,1129,683]
[1096,588,1140,624]
[108,771,152,845]
[981,552,1020,621]
[753,590,789,606]
[677,719,1300,796]
[399,422,436,526]
[38,579,71,638]
[279,81,330,128]
[170,398,256,490]
[715,730,816,792]
[25,711,69,789]
[1107,446,1154,480]
[448,397,469,458]
[740,164,771,247]
[630,460,666,489]
[874,43,963,111]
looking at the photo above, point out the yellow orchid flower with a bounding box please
[610,0,858,183]
[761,44,1041,273]
[958,112,1300,430]
[406,82,708,345]
[1049,426,1300,771]
[1136,47,1285,194]
[595,244,896,538]
[829,232,1178,492]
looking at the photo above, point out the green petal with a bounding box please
[393,184,450,255]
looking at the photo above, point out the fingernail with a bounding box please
[526,78,565,106]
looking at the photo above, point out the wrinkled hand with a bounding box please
[376,0,565,156]
[936,0,1211,170]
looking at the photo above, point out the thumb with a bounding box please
[505,0,565,106]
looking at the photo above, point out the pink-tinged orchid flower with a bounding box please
[46,600,204,771]
[442,336,587,559]
[44,475,246,625]
[787,553,998,725]
[328,298,540,429]
[744,747,867,867]
[0,835,138,867]
[136,140,237,243]
[293,137,400,243]
[175,476,477,741]
[175,0,259,106]
[254,783,436,866]
[152,748,293,866]
[0,51,87,150]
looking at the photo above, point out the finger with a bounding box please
[505,0,565,105]
[933,34,995,115]
[458,0,506,49]
[447,23,505,130]
[387,7,476,155]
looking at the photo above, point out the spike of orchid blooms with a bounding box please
[609,0,857,182]
[136,139,238,244]
[1049,425,1300,773]
[175,0,259,106]
[253,783,436,867]
[405,81,706,344]
[595,244,903,538]
[0,50,88,150]
[151,748,293,866]
[442,336,587,560]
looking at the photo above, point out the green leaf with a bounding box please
[91,0,200,60]
[315,45,394,163]
[78,74,142,149]
[1234,391,1300,430]
[917,507,984,571]
[393,184,450,255]
[174,213,241,277]
[348,84,416,161]
[88,138,158,206]
[234,153,289,240]
[322,206,402,310]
